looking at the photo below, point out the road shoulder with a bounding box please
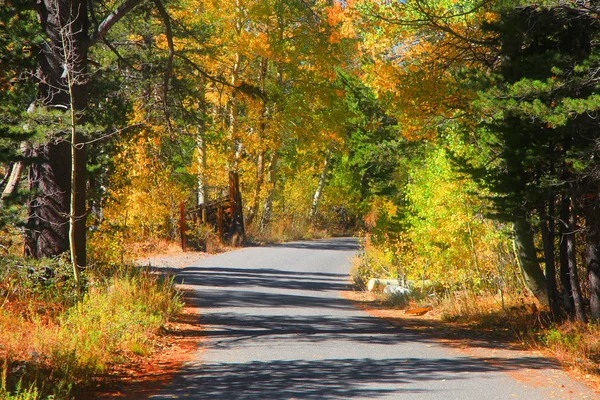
[343,289,600,398]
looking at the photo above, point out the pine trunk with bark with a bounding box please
[585,191,600,320]
[26,0,88,267]
[512,216,548,306]
[540,198,560,316]
[25,0,145,266]
[559,193,576,315]
[566,195,587,322]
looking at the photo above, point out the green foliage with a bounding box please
[0,254,82,311]
[543,326,583,351]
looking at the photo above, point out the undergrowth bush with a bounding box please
[541,322,600,372]
[0,259,183,399]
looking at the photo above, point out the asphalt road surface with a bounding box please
[151,237,597,399]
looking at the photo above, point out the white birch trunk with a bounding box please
[310,146,332,220]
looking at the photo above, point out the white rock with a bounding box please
[384,285,411,296]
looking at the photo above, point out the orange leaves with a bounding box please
[343,0,496,140]
[249,32,272,58]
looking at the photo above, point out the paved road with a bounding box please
[151,237,596,399]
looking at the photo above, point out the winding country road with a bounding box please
[151,237,596,399]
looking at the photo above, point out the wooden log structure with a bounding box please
[180,172,245,250]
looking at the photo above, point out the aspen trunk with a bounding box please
[228,7,243,172]
[197,136,207,205]
[247,149,265,226]
[261,149,279,230]
[1,162,23,205]
[247,58,269,226]
[61,13,83,286]
[196,83,208,208]
[259,61,283,230]
[310,146,332,220]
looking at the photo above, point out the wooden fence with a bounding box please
[179,172,245,250]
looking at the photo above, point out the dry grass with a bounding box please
[539,321,600,376]
[246,217,329,244]
[0,261,183,399]
[437,290,600,379]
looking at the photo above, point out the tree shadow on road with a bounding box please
[150,355,556,399]
[144,241,569,399]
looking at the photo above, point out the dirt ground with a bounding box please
[135,250,211,270]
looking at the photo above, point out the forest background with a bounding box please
[3,0,600,397]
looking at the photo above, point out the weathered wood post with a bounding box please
[217,205,224,244]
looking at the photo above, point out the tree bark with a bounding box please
[260,148,279,230]
[25,0,88,267]
[228,171,245,245]
[566,195,587,323]
[246,148,264,226]
[246,57,269,227]
[559,193,576,315]
[540,198,560,316]
[512,216,548,306]
[585,191,600,320]
[310,146,332,220]
[196,81,207,209]
[197,136,207,206]
[1,161,23,205]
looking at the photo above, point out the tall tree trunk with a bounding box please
[585,191,600,320]
[512,216,548,306]
[261,148,279,230]
[566,195,587,323]
[246,148,264,226]
[1,161,23,205]
[260,60,283,231]
[228,4,243,172]
[246,57,269,227]
[540,197,560,316]
[197,135,207,206]
[26,0,88,268]
[559,193,576,315]
[228,171,245,245]
[62,21,82,285]
[310,146,332,220]
[196,82,208,209]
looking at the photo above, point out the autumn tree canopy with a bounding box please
[2,0,600,320]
